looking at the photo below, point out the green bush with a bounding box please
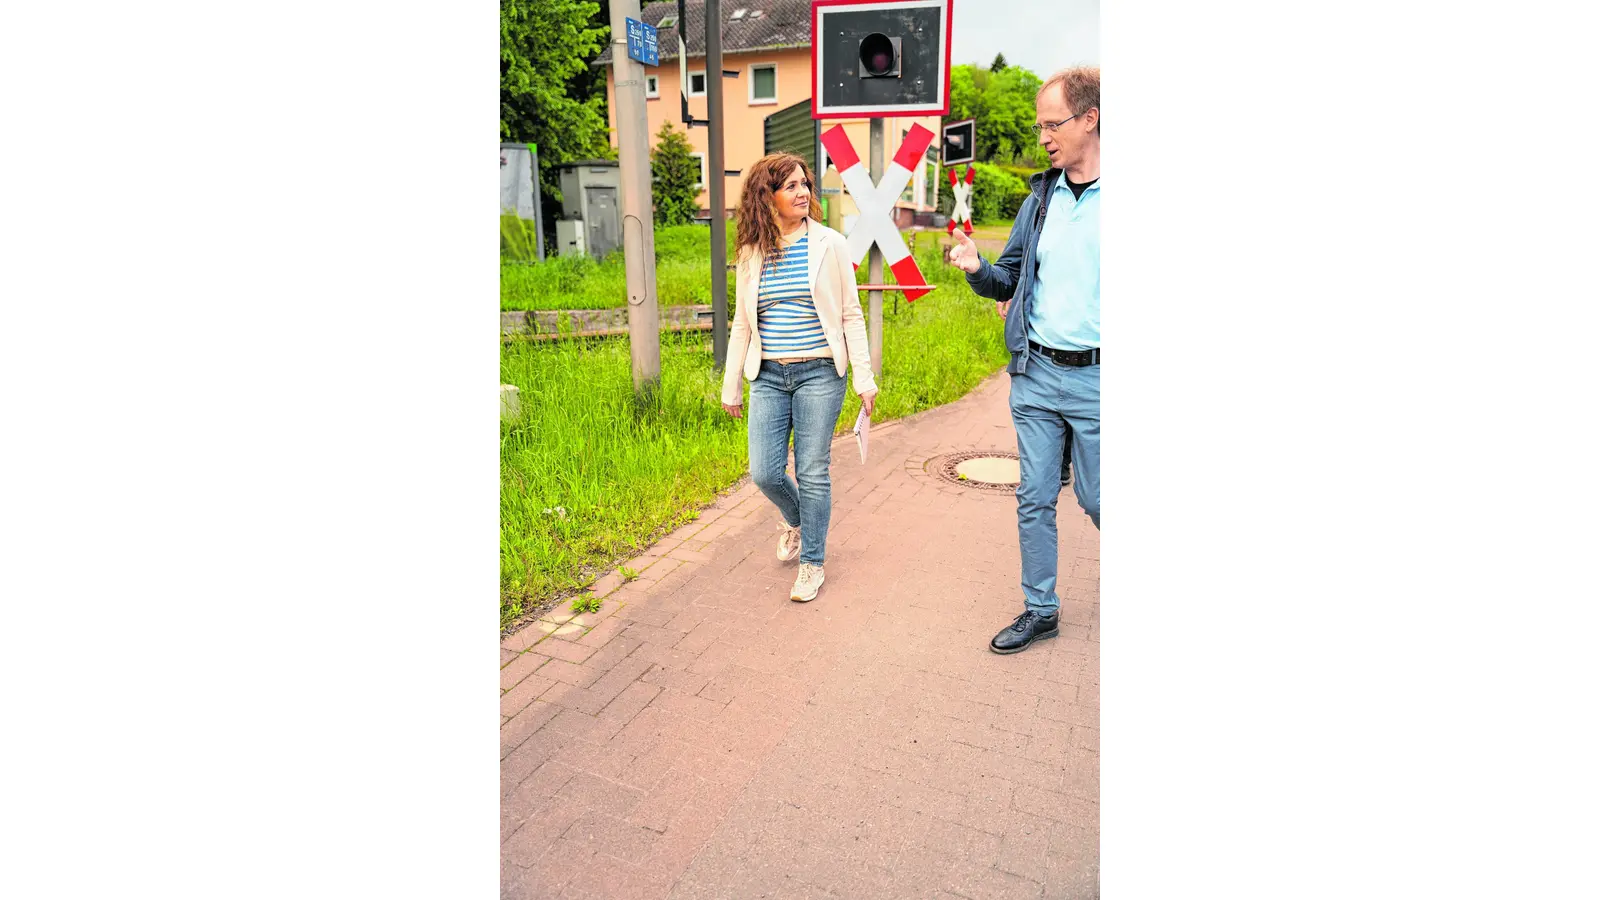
[996,164,1045,218]
[996,163,1046,182]
[651,122,700,227]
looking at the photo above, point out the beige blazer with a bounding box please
[721,219,878,407]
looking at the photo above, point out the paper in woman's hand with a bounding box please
[852,407,871,464]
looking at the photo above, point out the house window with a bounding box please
[689,152,706,190]
[749,64,777,105]
[658,15,677,29]
[645,75,659,99]
[688,70,707,97]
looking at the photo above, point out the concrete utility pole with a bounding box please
[706,0,729,367]
[866,117,885,377]
[609,0,661,395]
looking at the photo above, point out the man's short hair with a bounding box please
[1040,66,1099,133]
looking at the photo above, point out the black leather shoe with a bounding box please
[989,610,1060,654]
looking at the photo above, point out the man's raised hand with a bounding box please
[947,229,981,275]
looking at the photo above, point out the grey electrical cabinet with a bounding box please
[555,220,587,258]
[553,159,622,260]
[500,143,537,219]
[501,142,546,261]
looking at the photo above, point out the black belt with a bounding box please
[1028,341,1100,367]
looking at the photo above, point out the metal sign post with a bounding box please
[867,119,885,376]
[706,0,728,367]
[677,0,699,127]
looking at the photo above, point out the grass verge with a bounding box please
[502,224,736,312]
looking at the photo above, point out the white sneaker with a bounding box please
[776,522,802,562]
[790,563,825,602]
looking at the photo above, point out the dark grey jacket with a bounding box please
[964,168,1065,376]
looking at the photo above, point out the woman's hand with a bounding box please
[859,390,877,417]
[722,403,743,419]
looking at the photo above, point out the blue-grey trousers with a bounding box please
[1010,349,1100,613]
[747,359,847,566]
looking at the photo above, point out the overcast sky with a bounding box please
[949,0,1098,76]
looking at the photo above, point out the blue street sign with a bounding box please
[625,17,659,67]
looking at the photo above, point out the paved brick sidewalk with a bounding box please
[502,371,1100,899]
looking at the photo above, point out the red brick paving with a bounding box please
[502,372,1099,899]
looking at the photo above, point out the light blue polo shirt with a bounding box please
[1027,175,1100,352]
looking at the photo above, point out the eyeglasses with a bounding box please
[1030,113,1083,137]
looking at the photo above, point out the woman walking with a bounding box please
[720,152,878,603]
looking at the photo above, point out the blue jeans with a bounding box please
[1010,349,1100,614]
[747,359,847,566]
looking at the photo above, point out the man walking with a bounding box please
[947,66,1099,655]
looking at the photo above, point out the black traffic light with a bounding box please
[812,0,951,118]
[857,32,902,78]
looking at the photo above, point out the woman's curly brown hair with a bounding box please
[734,152,822,269]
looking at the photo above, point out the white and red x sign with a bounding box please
[947,165,975,235]
[819,123,935,302]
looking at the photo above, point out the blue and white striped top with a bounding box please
[756,233,830,357]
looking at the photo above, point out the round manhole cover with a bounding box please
[926,450,1021,492]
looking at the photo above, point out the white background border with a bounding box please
[2,0,1598,896]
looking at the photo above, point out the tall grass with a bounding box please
[501,224,737,312]
[500,238,1010,626]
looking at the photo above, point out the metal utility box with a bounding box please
[501,142,546,261]
[500,143,538,219]
[553,159,622,260]
[555,220,587,258]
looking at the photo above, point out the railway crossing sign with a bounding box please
[947,165,974,235]
[819,122,936,302]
